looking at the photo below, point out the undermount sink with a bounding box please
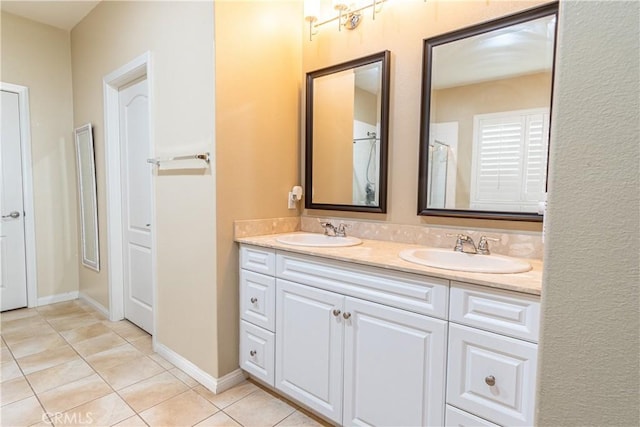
[276,233,362,248]
[399,247,532,274]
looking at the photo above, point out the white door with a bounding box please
[275,279,344,424]
[1,90,28,312]
[119,77,153,333]
[343,297,447,427]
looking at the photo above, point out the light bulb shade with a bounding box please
[304,0,320,21]
[333,0,349,11]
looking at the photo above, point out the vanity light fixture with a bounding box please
[304,0,388,41]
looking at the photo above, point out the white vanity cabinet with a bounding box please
[446,282,540,427]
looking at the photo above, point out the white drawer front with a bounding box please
[240,320,274,386]
[240,270,275,332]
[445,405,499,427]
[240,245,275,275]
[447,323,538,426]
[276,252,449,319]
[450,282,540,342]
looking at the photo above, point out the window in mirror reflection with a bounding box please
[419,4,557,220]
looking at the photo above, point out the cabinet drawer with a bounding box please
[240,270,275,332]
[240,245,275,275]
[447,323,538,426]
[450,282,540,342]
[240,320,274,386]
[445,405,499,427]
[276,252,449,319]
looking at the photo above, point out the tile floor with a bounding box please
[0,300,328,427]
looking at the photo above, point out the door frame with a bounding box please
[103,52,157,335]
[0,82,38,308]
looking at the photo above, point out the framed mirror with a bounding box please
[74,123,100,271]
[418,3,558,221]
[305,50,390,213]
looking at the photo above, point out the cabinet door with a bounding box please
[275,279,344,424]
[447,323,538,426]
[343,297,447,427]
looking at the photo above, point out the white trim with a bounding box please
[155,342,247,394]
[37,291,79,307]
[0,83,38,309]
[78,292,110,319]
[103,52,157,337]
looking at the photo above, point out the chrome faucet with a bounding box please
[319,221,337,236]
[477,236,500,255]
[447,233,478,254]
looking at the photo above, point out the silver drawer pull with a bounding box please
[332,309,341,317]
[343,312,352,320]
[250,297,258,304]
[250,350,257,357]
[485,375,496,386]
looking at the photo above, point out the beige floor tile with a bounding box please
[26,358,95,394]
[99,355,164,390]
[169,367,199,387]
[118,371,189,412]
[1,359,23,382]
[48,314,99,332]
[276,410,327,426]
[60,322,113,344]
[0,376,34,406]
[224,388,295,427]
[111,414,148,427]
[1,346,13,362]
[55,393,135,427]
[0,307,39,322]
[139,390,218,427]
[148,353,174,370]
[1,337,6,347]
[39,305,88,321]
[86,344,145,372]
[104,320,149,342]
[194,411,241,427]
[38,373,112,414]
[16,345,78,375]
[1,316,49,334]
[129,335,153,355]
[1,323,58,346]
[7,332,67,359]
[36,301,82,314]
[0,395,48,426]
[71,332,127,357]
[194,381,259,409]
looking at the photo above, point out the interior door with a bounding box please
[1,90,28,312]
[119,77,153,333]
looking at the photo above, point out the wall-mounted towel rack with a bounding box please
[147,152,210,166]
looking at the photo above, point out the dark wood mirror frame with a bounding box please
[305,50,391,213]
[417,3,558,221]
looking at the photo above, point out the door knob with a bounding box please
[250,297,258,304]
[2,211,20,219]
[332,309,341,317]
[485,375,496,386]
[342,312,352,320]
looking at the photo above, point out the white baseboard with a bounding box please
[37,291,79,307]
[154,342,246,394]
[78,292,110,318]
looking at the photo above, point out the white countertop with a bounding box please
[236,232,543,296]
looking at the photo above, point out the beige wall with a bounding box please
[0,12,79,299]
[71,2,217,375]
[433,72,552,208]
[214,1,301,376]
[302,0,550,232]
[312,70,354,204]
[537,1,639,424]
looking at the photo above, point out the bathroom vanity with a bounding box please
[236,234,541,426]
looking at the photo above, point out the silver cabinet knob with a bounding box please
[332,309,341,317]
[250,297,258,304]
[343,312,352,320]
[485,375,496,386]
[2,211,20,219]
[250,350,257,357]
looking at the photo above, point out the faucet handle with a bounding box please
[477,236,499,255]
[318,219,336,236]
[336,223,351,237]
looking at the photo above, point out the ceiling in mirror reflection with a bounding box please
[432,15,556,89]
